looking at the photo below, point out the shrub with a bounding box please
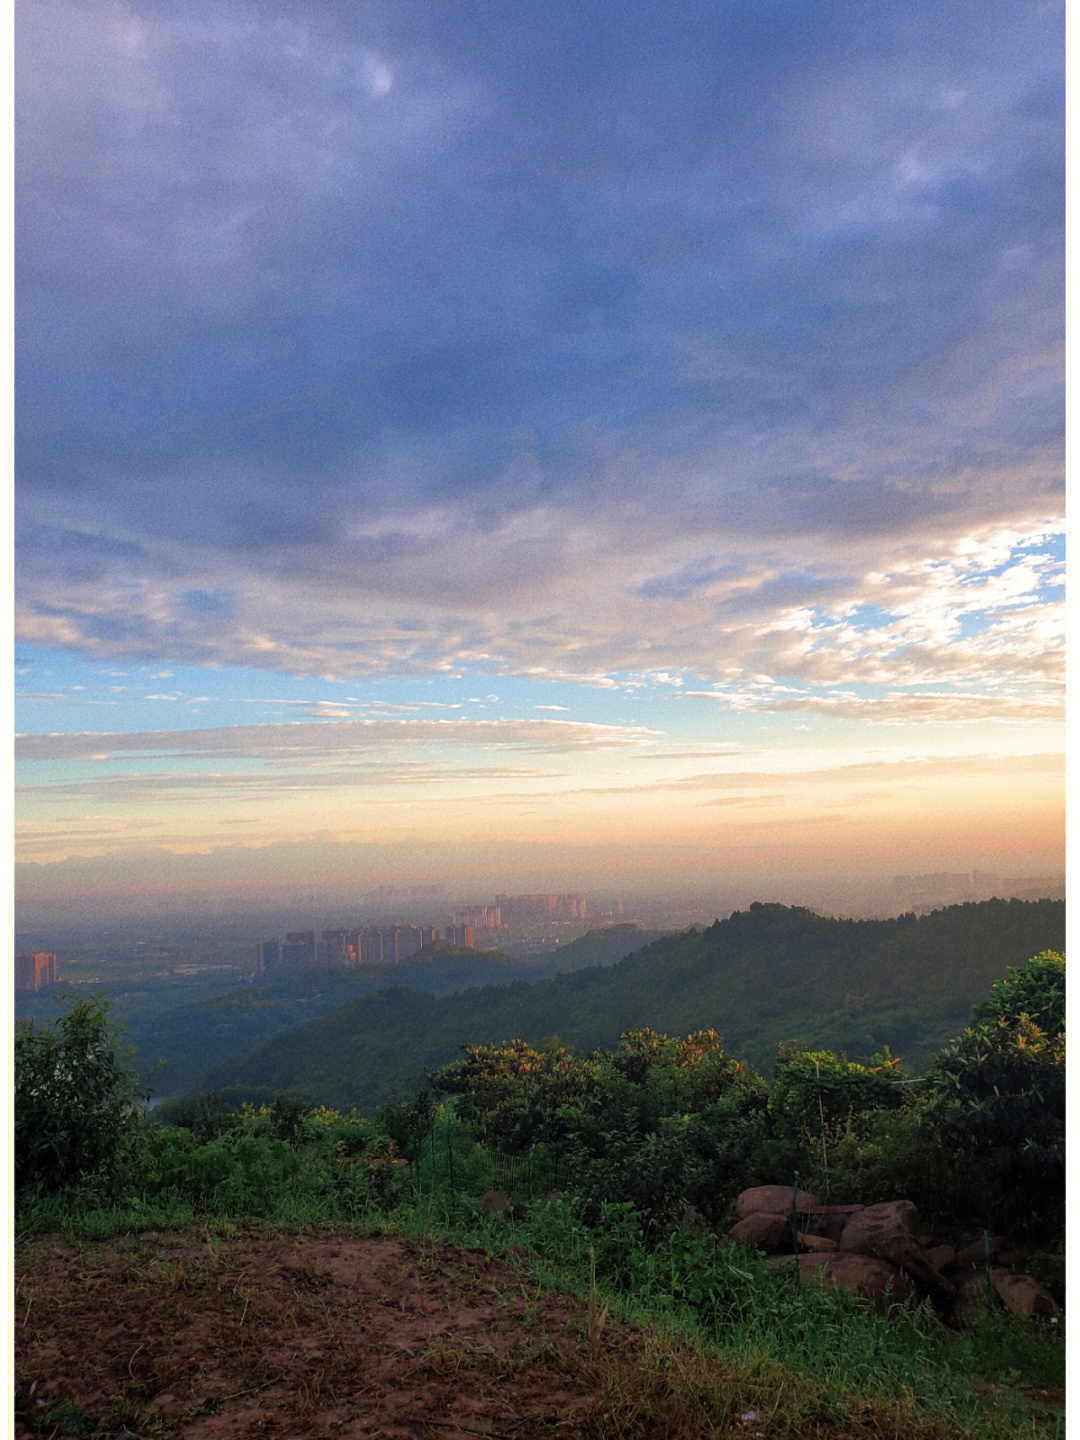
[769,1045,905,1143]
[919,950,1065,1240]
[15,998,145,1198]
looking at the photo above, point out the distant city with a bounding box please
[254,893,594,975]
[13,873,1063,998]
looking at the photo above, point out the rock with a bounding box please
[841,1199,917,1243]
[723,1212,791,1252]
[735,1185,820,1220]
[997,1244,1038,1270]
[793,1252,912,1312]
[800,1211,850,1242]
[925,1243,957,1273]
[478,1190,512,1217]
[798,1233,839,1254]
[950,1273,995,1329]
[991,1270,1058,1322]
[957,1235,1007,1267]
[840,1201,953,1296]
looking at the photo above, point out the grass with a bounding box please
[15,1158,1065,1440]
[384,1188,1064,1440]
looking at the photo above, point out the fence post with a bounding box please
[791,1172,801,1284]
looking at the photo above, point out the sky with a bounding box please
[14,0,1065,928]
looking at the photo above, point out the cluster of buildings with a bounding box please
[451,894,588,930]
[254,923,474,975]
[251,893,596,977]
[253,895,590,976]
[16,951,58,992]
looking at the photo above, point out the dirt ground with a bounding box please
[16,1227,618,1439]
[15,1225,1065,1440]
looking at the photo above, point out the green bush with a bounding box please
[769,1045,905,1145]
[15,998,145,1198]
[919,950,1065,1240]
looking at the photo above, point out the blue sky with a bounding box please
[14,0,1064,921]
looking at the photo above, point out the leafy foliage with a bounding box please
[918,951,1065,1239]
[15,998,145,1197]
[429,1029,773,1234]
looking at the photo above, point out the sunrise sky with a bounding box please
[14,0,1064,924]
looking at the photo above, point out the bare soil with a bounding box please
[16,1227,612,1439]
[14,1226,1064,1440]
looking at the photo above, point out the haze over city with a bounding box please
[15,0,1063,934]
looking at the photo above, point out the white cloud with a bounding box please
[15,716,662,764]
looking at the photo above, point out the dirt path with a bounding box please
[16,1227,608,1439]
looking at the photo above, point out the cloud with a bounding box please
[14,0,1063,714]
[15,716,662,764]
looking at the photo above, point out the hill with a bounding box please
[135,927,663,1097]
[528,923,671,974]
[133,943,528,1096]
[204,898,1064,1112]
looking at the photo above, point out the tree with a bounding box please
[922,951,1065,1239]
[15,997,145,1197]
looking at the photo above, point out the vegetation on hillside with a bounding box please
[199,898,1065,1113]
[15,945,1066,1440]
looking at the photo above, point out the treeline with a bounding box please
[198,899,1065,1113]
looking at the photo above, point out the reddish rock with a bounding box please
[723,1212,791,1252]
[840,1201,953,1296]
[795,1252,911,1312]
[798,1232,839,1254]
[950,1273,995,1328]
[841,1199,917,1244]
[735,1185,819,1220]
[765,1255,804,1273]
[991,1270,1058,1322]
[957,1235,1007,1266]
[997,1244,1038,1270]
[925,1243,957,1273]
[801,1211,850,1241]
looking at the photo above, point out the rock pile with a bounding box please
[722,1185,1057,1324]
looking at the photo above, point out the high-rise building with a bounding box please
[321,929,350,966]
[494,894,586,923]
[453,904,502,930]
[285,931,317,967]
[398,925,424,960]
[360,927,401,964]
[15,952,57,991]
[255,940,281,975]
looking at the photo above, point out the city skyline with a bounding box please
[15,0,1064,926]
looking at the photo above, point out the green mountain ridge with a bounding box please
[136,926,667,1096]
[203,898,1064,1113]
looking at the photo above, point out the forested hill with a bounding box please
[529,923,671,974]
[204,897,1064,1114]
[135,927,666,1097]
